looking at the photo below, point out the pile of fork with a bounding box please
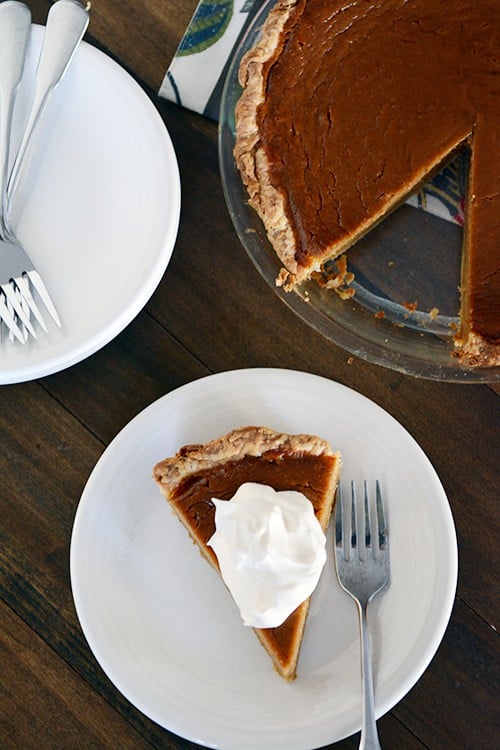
[0,0,89,343]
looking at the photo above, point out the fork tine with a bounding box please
[27,270,61,327]
[6,293,16,343]
[18,286,31,342]
[335,484,343,549]
[6,287,29,343]
[16,274,48,332]
[363,480,372,550]
[2,281,37,338]
[350,480,357,555]
[0,291,25,343]
[375,480,388,551]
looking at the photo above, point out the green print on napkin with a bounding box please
[178,0,234,56]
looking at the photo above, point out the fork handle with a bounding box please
[358,601,382,750]
[4,0,89,231]
[0,1,31,227]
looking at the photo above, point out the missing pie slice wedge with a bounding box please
[153,425,341,680]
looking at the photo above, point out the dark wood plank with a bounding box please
[85,0,196,91]
[393,599,500,749]
[0,378,205,749]
[0,601,162,750]
[40,311,210,445]
[18,0,52,25]
[19,0,196,91]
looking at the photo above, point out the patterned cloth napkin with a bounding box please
[159,0,466,226]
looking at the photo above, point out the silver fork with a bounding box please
[335,480,389,750]
[0,0,90,343]
[0,1,34,342]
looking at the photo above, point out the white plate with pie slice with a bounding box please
[0,26,180,384]
[70,368,458,750]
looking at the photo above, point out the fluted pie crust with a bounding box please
[153,425,341,680]
[234,0,499,367]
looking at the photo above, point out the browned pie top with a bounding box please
[234,0,499,365]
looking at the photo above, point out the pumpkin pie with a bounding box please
[234,0,499,366]
[153,425,341,680]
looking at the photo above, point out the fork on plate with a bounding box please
[0,0,36,343]
[335,480,390,750]
[0,0,89,343]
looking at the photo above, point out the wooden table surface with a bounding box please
[1,2,498,748]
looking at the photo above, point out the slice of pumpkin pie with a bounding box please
[153,425,341,680]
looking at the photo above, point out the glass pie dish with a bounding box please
[218,0,499,382]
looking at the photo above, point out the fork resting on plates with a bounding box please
[335,480,390,750]
[0,0,89,342]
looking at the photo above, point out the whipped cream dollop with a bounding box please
[207,482,327,628]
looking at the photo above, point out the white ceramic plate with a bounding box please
[0,26,180,384]
[71,369,458,750]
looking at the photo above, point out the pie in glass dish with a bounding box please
[233,0,500,367]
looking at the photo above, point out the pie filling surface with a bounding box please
[234,0,499,366]
[153,426,341,680]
